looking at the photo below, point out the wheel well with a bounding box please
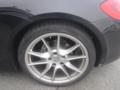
[14,13,107,67]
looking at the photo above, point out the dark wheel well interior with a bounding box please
[14,18,103,67]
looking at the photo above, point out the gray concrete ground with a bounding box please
[0,59,120,90]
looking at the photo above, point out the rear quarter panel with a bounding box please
[0,0,109,28]
[0,0,119,67]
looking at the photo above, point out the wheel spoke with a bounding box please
[57,35,60,52]
[28,60,49,66]
[65,62,81,73]
[66,55,86,61]
[41,63,52,77]
[28,51,50,59]
[41,38,51,53]
[59,65,70,79]
[59,44,80,56]
[52,65,59,81]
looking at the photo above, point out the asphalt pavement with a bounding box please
[0,59,120,90]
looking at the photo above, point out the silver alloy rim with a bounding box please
[25,33,89,84]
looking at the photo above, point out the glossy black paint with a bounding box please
[0,7,120,70]
[15,13,107,66]
[103,23,120,64]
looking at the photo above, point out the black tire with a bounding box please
[18,22,96,86]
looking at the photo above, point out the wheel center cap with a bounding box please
[52,55,62,63]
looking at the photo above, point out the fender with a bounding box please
[0,7,32,20]
[0,7,107,66]
[14,13,108,66]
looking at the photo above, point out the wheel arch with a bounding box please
[14,13,107,66]
[0,7,32,70]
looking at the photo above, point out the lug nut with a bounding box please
[62,56,65,58]
[52,63,56,67]
[49,57,52,60]
[60,62,64,65]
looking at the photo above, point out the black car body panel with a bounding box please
[0,0,120,70]
[104,23,120,64]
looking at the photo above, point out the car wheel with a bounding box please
[18,22,96,86]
